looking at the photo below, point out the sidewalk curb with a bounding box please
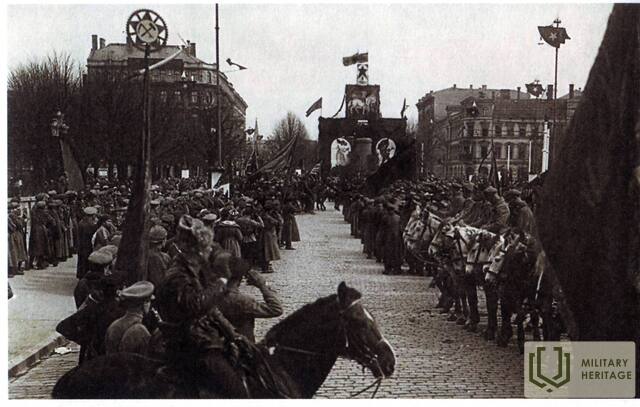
[9,334,68,378]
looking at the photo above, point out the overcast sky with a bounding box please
[7,2,613,140]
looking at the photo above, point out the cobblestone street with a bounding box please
[9,208,524,398]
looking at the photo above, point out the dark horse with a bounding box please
[52,282,396,398]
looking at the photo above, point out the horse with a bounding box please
[463,230,503,338]
[428,223,489,330]
[486,234,561,353]
[52,282,396,399]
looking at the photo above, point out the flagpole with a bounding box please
[552,17,560,170]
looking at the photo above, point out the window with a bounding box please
[208,71,213,83]
[530,125,538,139]
[519,143,528,160]
[160,91,167,103]
[466,122,475,137]
[494,124,502,138]
[191,91,198,104]
[494,144,502,159]
[174,90,181,101]
[519,125,526,139]
[482,127,489,138]
[506,123,514,138]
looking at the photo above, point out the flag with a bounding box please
[305,161,322,183]
[245,149,258,174]
[526,82,545,97]
[58,139,84,191]
[400,98,408,118]
[306,97,322,117]
[538,25,570,48]
[342,52,368,66]
[253,134,299,176]
[489,142,501,195]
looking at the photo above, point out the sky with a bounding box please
[6,2,613,140]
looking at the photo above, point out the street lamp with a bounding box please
[50,111,69,138]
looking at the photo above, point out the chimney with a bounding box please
[547,84,554,100]
[482,84,487,90]
[189,42,196,58]
[491,91,495,99]
[453,84,457,89]
[517,87,521,100]
[91,34,98,51]
[470,84,473,89]
[99,37,105,49]
[569,83,574,99]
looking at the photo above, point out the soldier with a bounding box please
[218,260,283,343]
[481,186,510,233]
[147,225,171,290]
[156,215,250,397]
[105,281,155,355]
[382,200,403,275]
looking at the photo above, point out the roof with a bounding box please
[422,87,530,120]
[88,43,209,66]
[492,99,567,120]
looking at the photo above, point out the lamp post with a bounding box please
[209,3,224,188]
[50,111,69,138]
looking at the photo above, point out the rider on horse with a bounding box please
[155,215,252,397]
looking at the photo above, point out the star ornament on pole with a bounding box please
[126,9,168,51]
[538,24,570,48]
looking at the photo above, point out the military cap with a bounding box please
[119,281,154,302]
[203,213,218,222]
[484,186,498,194]
[35,193,47,202]
[195,192,204,198]
[198,209,211,218]
[35,201,47,208]
[88,250,113,266]
[8,202,20,209]
[451,183,462,190]
[47,190,57,196]
[503,189,521,199]
[149,225,168,242]
[161,214,175,224]
[150,199,160,206]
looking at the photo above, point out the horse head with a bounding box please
[336,282,396,378]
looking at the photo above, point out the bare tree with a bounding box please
[8,52,81,191]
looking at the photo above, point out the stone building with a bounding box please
[416,84,581,181]
[86,34,247,178]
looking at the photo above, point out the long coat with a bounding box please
[214,221,243,258]
[8,214,28,267]
[261,213,281,262]
[281,203,300,244]
[382,211,404,268]
[29,208,52,258]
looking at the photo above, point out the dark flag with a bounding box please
[526,81,545,97]
[58,138,84,191]
[536,5,640,344]
[305,97,322,117]
[253,134,299,176]
[400,98,408,118]
[366,139,416,194]
[538,25,571,48]
[489,143,501,194]
[245,148,258,174]
[342,52,368,66]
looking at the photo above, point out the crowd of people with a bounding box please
[8,174,328,396]
[336,174,548,350]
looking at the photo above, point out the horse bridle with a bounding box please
[269,299,386,398]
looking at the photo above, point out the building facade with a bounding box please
[416,84,581,181]
[86,34,248,179]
